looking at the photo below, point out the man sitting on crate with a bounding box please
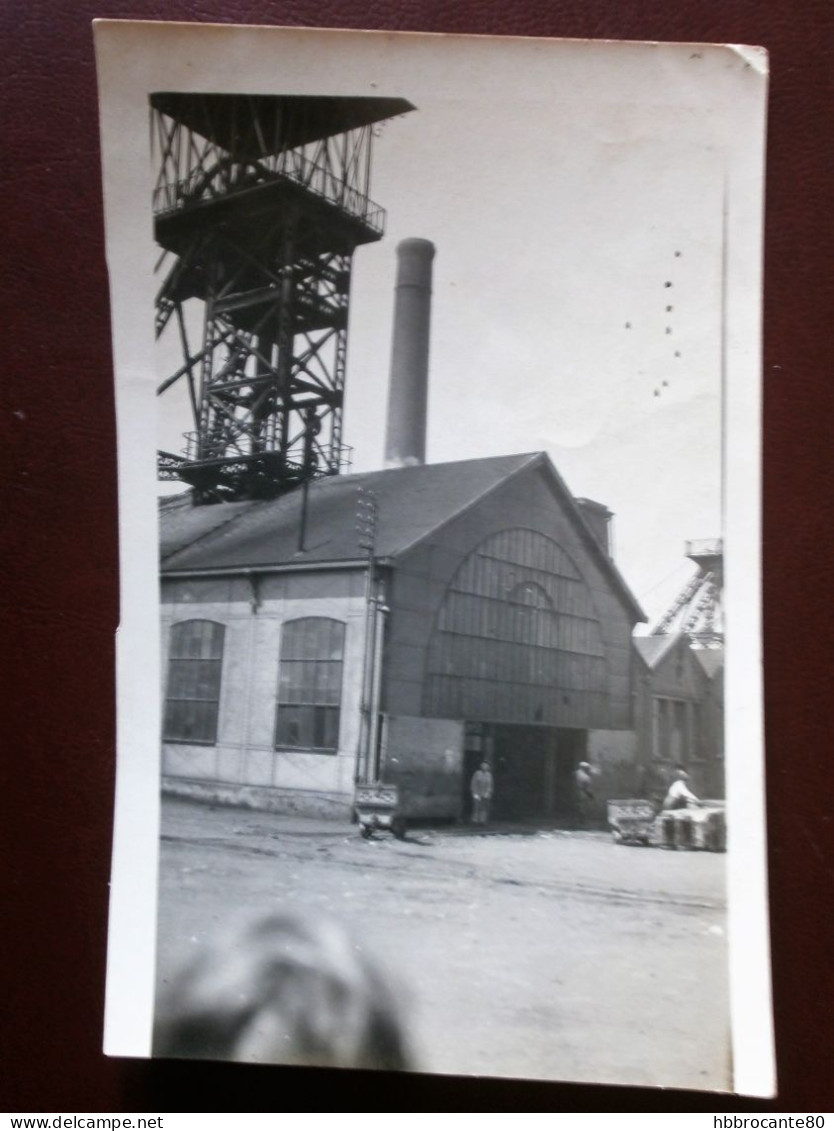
[661,767,702,811]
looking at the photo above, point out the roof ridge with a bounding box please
[633,632,685,667]
[521,453,646,624]
[340,450,543,478]
[385,452,543,560]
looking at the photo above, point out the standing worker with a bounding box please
[574,761,595,826]
[470,761,494,826]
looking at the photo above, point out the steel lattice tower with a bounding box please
[651,539,724,648]
[153,93,413,503]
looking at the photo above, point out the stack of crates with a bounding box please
[657,806,726,851]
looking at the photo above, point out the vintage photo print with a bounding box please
[95,22,773,1095]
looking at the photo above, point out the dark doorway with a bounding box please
[487,724,586,822]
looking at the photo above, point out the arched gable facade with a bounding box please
[424,528,608,728]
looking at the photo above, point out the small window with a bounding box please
[275,618,345,753]
[163,620,225,744]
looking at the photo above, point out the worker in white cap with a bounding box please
[662,766,702,810]
[575,760,595,825]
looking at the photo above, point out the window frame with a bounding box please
[274,617,346,755]
[163,619,226,746]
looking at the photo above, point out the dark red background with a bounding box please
[3,0,832,1114]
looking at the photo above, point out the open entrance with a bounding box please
[462,722,587,823]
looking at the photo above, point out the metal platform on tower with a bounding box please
[153,92,414,503]
[651,538,724,648]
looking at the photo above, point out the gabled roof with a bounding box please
[633,632,686,669]
[161,452,538,571]
[160,451,645,621]
[693,647,725,679]
[633,633,725,676]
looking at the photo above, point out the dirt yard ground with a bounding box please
[155,798,730,1091]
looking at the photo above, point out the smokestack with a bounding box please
[384,238,435,467]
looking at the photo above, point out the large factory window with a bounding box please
[163,620,226,744]
[275,618,345,752]
[425,528,607,727]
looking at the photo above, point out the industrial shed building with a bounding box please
[160,449,646,822]
[632,633,725,803]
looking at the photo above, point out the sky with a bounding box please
[157,46,729,630]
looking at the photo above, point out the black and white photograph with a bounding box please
[95,22,772,1095]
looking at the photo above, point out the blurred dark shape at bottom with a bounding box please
[153,912,413,1071]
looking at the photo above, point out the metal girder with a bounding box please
[653,559,724,647]
[652,572,704,636]
[152,94,403,503]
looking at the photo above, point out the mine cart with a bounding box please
[607,799,658,846]
[355,783,405,839]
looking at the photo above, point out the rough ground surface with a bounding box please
[155,798,730,1091]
